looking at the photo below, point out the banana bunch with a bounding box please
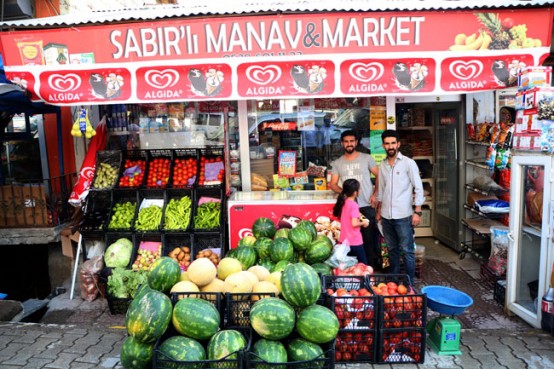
[449,30,492,51]
[71,108,96,138]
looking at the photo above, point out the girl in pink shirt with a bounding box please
[332,178,370,265]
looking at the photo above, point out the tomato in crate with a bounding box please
[146,150,172,188]
[172,149,198,188]
[118,150,147,188]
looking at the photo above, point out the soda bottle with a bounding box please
[542,286,554,332]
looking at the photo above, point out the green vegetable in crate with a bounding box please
[103,238,133,268]
[107,268,148,298]
[108,202,136,230]
[163,195,192,230]
[232,246,257,270]
[252,339,288,369]
[120,336,153,369]
[269,237,294,262]
[158,336,206,368]
[250,297,295,340]
[147,256,181,293]
[286,338,325,368]
[172,297,220,340]
[280,262,321,308]
[135,205,163,231]
[295,304,339,344]
[93,162,119,188]
[252,217,276,239]
[194,201,221,229]
[288,226,313,251]
[126,289,172,343]
[207,329,247,363]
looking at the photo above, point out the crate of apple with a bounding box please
[118,159,146,188]
[172,157,198,188]
[146,157,171,188]
[198,155,224,187]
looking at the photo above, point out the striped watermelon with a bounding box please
[304,239,333,264]
[238,235,257,247]
[120,336,153,369]
[252,339,287,369]
[274,228,290,239]
[314,234,333,250]
[233,246,258,270]
[269,237,294,262]
[158,335,206,368]
[172,297,220,340]
[126,289,172,343]
[288,227,313,251]
[287,338,325,369]
[257,258,275,273]
[207,329,247,366]
[250,297,295,340]
[273,260,291,273]
[254,237,273,259]
[252,217,276,239]
[147,256,181,293]
[296,305,339,344]
[295,220,317,240]
[280,263,321,308]
[310,263,332,276]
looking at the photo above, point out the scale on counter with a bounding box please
[421,286,474,355]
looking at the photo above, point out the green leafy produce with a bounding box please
[193,201,221,229]
[163,195,192,230]
[108,201,136,230]
[135,205,163,231]
[107,268,148,298]
[104,238,133,268]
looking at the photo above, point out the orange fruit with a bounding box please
[397,284,408,295]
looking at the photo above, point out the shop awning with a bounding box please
[0,6,552,105]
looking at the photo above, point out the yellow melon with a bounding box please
[170,281,200,300]
[187,258,217,287]
[248,265,270,281]
[224,272,255,295]
[217,257,243,280]
[180,271,190,282]
[251,281,280,301]
[266,271,282,293]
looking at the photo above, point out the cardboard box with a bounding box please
[61,228,81,258]
[518,66,552,91]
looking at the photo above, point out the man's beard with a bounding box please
[344,146,355,154]
[386,148,397,157]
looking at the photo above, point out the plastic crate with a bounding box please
[106,190,138,232]
[377,328,426,364]
[197,147,225,188]
[144,149,173,189]
[79,191,111,235]
[131,233,163,272]
[117,150,147,189]
[134,189,165,232]
[162,188,194,232]
[193,187,224,232]
[171,148,199,189]
[225,293,277,328]
[90,150,122,191]
[335,330,376,363]
[193,232,223,256]
[494,279,507,305]
[162,233,193,270]
[153,329,250,369]
[106,291,132,315]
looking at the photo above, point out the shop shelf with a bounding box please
[161,188,194,232]
[90,150,122,191]
[144,149,173,189]
[224,293,277,328]
[376,328,426,364]
[170,148,199,189]
[162,232,193,270]
[106,189,138,232]
[79,191,111,236]
[116,149,147,189]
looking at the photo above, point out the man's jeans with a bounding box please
[380,216,415,284]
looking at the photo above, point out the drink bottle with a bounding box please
[542,286,554,332]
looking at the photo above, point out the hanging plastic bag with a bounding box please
[325,240,357,269]
[79,256,104,302]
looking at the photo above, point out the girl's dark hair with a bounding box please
[333,178,360,218]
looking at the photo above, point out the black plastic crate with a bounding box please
[117,149,147,189]
[494,279,507,305]
[162,233,194,270]
[162,188,194,232]
[106,190,138,232]
[322,275,369,292]
[134,189,165,232]
[335,330,376,363]
[144,149,173,189]
[106,291,132,315]
[90,150,122,191]
[131,233,163,272]
[171,148,199,189]
[377,328,426,364]
[225,293,277,328]
[197,147,225,188]
[103,232,135,269]
[79,191,111,235]
[193,232,223,263]
[193,188,224,232]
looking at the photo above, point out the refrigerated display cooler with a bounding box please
[227,190,338,248]
[506,152,554,328]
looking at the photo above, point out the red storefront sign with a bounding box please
[0,9,552,104]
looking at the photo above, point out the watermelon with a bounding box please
[126,289,172,343]
[207,329,247,366]
[274,228,290,239]
[250,297,295,340]
[120,336,153,369]
[296,305,339,344]
[254,237,273,259]
[172,297,220,340]
[225,248,238,258]
[252,339,287,369]
[238,235,257,248]
[287,338,325,368]
[280,263,321,308]
[147,256,181,293]
[288,227,313,251]
[310,263,332,276]
[304,239,333,264]
[233,246,258,270]
[252,217,276,239]
[314,235,333,250]
[133,283,153,301]
[273,260,291,273]
[257,258,275,272]
[269,237,294,262]
[158,335,206,368]
[295,220,317,240]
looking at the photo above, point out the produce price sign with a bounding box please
[277,150,297,178]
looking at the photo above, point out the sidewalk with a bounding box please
[0,239,553,368]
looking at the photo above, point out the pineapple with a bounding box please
[476,12,511,50]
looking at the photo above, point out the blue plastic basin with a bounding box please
[422,285,473,316]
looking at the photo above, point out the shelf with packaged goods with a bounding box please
[463,203,507,219]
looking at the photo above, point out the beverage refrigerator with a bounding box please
[506,152,554,328]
